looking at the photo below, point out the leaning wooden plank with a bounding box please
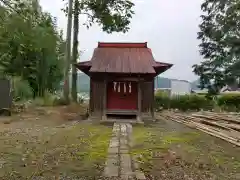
[205,111,240,118]
[167,113,240,139]
[195,128,240,147]
[192,114,240,124]
[220,123,240,132]
[192,122,239,142]
[195,114,240,124]
[157,114,240,147]
[194,124,240,144]
[199,119,232,131]
[166,112,240,141]
[171,113,201,122]
[188,121,239,146]
[181,119,240,146]
[199,120,240,137]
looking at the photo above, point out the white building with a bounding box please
[170,79,191,96]
[154,77,192,96]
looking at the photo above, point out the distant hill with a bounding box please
[69,73,90,93]
[71,73,198,93]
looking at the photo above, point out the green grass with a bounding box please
[0,122,112,179]
[131,121,240,180]
[132,126,201,156]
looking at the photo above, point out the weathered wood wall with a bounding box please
[89,77,105,119]
[89,74,155,121]
[141,79,154,120]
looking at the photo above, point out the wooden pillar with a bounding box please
[102,78,107,120]
[137,80,142,122]
[89,79,93,117]
[151,79,155,119]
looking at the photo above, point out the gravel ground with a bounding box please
[0,106,112,180]
[132,118,240,180]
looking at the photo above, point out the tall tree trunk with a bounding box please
[71,0,79,102]
[63,0,73,103]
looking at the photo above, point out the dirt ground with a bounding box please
[1,106,240,180]
[0,105,112,180]
[132,118,240,180]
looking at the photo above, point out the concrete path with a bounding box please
[104,123,146,180]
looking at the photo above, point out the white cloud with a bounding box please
[39,0,204,81]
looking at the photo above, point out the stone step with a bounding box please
[103,122,146,180]
[100,119,144,125]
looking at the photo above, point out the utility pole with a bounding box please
[63,0,73,103]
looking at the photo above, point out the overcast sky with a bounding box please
[39,0,204,81]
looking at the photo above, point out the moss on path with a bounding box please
[0,120,112,179]
[132,120,240,180]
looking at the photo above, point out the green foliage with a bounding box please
[171,94,213,111]
[0,0,65,97]
[11,77,33,101]
[53,97,71,106]
[63,0,135,33]
[64,0,135,102]
[155,92,240,112]
[217,93,240,111]
[155,91,171,110]
[193,0,240,94]
[32,91,58,106]
[155,89,169,97]
[155,94,213,111]
[32,92,73,107]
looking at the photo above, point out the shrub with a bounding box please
[171,94,213,111]
[155,91,240,112]
[155,91,171,110]
[155,89,170,97]
[155,93,213,111]
[32,91,58,106]
[11,77,33,101]
[53,97,70,106]
[217,93,240,111]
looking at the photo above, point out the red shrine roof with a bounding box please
[76,42,172,75]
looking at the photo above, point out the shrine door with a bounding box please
[107,81,138,110]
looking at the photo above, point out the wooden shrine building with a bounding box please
[76,42,172,122]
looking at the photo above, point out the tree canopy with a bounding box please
[0,0,135,101]
[62,0,135,102]
[193,0,240,94]
[0,0,65,97]
[63,0,135,33]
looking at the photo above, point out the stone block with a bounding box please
[120,154,132,175]
[126,124,132,133]
[109,138,119,148]
[120,138,128,146]
[120,145,128,151]
[120,124,127,133]
[121,173,135,180]
[104,156,119,177]
[119,148,129,154]
[133,161,139,170]
[108,147,118,154]
[113,123,120,131]
[135,170,146,180]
